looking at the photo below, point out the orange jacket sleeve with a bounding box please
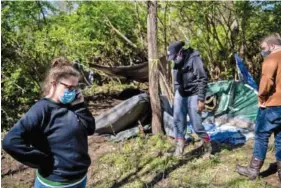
[258,59,278,103]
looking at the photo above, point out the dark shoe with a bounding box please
[236,156,264,180]
[277,161,281,182]
[174,139,185,157]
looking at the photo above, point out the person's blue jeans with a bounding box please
[253,106,281,161]
[173,90,208,140]
[34,175,87,188]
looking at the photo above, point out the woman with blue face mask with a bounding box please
[2,57,95,188]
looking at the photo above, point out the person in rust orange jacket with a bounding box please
[236,33,281,182]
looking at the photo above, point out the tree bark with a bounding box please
[147,1,163,134]
[163,2,172,86]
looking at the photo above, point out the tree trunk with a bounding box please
[147,1,163,134]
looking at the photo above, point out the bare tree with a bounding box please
[147,1,163,134]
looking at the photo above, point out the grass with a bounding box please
[88,134,276,188]
[1,133,277,188]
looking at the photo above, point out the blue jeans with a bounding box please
[34,175,87,188]
[253,107,281,161]
[173,91,208,140]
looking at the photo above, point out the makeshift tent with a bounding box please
[95,80,258,145]
[207,80,258,123]
[95,93,151,134]
[93,53,259,144]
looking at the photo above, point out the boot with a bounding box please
[236,156,264,180]
[174,139,185,157]
[277,161,281,182]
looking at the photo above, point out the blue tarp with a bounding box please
[187,123,249,145]
[235,53,258,91]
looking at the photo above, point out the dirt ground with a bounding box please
[1,135,119,188]
[1,94,280,188]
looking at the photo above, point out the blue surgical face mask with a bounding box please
[60,89,76,104]
[261,50,271,57]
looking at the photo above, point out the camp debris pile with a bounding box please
[94,80,258,145]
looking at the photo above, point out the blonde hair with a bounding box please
[261,33,281,46]
[42,57,81,96]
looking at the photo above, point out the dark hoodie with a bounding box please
[2,98,95,183]
[173,48,208,101]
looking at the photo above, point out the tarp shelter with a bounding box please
[93,53,259,144]
[94,80,258,144]
[208,80,258,122]
[95,93,151,135]
[90,62,148,83]
[89,56,168,83]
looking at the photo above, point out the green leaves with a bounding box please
[2,1,280,129]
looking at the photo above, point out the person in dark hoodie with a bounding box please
[167,41,210,156]
[2,57,95,188]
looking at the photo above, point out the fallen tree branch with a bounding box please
[104,15,138,49]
